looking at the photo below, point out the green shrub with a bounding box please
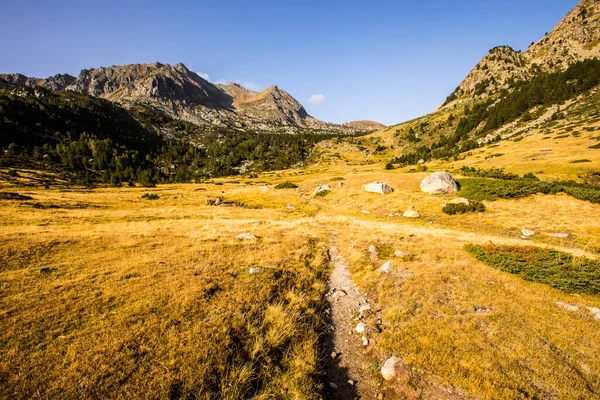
[442,200,486,215]
[563,187,600,204]
[274,181,298,189]
[458,178,563,201]
[385,163,395,170]
[141,193,159,200]
[314,190,331,197]
[465,244,600,295]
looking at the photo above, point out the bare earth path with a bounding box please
[323,236,379,400]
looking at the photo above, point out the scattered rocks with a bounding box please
[381,356,401,381]
[355,322,366,334]
[248,267,263,274]
[365,182,393,194]
[420,172,458,195]
[368,245,377,254]
[556,302,579,312]
[403,210,421,218]
[314,184,331,195]
[377,261,392,273]
[235,233,258,240]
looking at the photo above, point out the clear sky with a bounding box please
[0,0,579,125]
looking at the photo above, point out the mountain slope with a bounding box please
[444,0,600,106]
[1,63,362,135]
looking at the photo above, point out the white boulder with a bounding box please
[420,172,458,195]
[403,210,421,218]
[378,261,392,273]
[355,322,366,333]
[365,182,393,194]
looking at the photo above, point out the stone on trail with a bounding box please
[378,261,392,273]
[402,210,420,218]
[365,182,393,194]
[355,322,366,334]
[314,184,331,195]
[381,356,402,381]
[235,233,258,240]
[420,172,458,195]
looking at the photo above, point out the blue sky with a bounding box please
[0,0,578,125]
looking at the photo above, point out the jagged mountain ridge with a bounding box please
[0,62,363,134]
[444,0,600,106]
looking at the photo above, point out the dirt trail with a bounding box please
[323,237,379,400]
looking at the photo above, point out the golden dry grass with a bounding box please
[1,141,600,399]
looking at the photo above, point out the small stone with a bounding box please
[378,261,392,273]
[314,185,331,195]
[348,379,355,386]
[248,267,263,274]
[235,233,258,240]
[402,210,420,218]
[381,356,401,381]
[394,250,406,257]
[331,352,338,359]
[359,305,372,314]
[361,210,371,214]
[331,290,347,299]
[329,382,338,389]
[548,232,569,238]
[521,229,535,237]
[362,336,369,346]
[355,322,366,334]
[286,204,295,210]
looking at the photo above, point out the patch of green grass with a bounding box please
[274,181,298,189]
[465,244,600,295]
[563,187,600,204]
[442,200,486,215]
[141,193,159,200]
[457,179,562,201]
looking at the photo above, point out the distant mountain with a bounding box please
[1,62,364,135]
[444,0,600,106]
[344,120,386,131]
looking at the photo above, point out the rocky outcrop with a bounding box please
[344,120,386,131]
[364,182,393,194]
[0,73,76,91]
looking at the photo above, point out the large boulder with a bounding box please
[365,182,393,194]
[381,356,402,381]
[420,172,458,195]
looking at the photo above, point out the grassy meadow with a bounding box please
[1,145,600,399]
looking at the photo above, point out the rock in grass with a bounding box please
[329,382,338,389]
[420,172,458,195]
[365,182,394,194]
[521,229,535,237]
[556,302,579,312]
[235,233,258,240]
[362,336,369,346]
[403,210,420,218]
[394,250,407,257]
[381,356,401,381]
[359,305,372,315]
[355,322,366,333]
[248,267,263,274]
[368,245,377,254]
[548,232,569,238]
[314,185,331,195]
[587,307,600,320]
[378,261,392,273]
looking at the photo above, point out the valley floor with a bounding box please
[1,167,600,399]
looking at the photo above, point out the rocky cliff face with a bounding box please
[445,0,600,106]
[344,120,386,131]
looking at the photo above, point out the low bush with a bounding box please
[274,181,298,189]
[458,178,563,201]
[442,200,486,215]
[314,190,331,197]
[141,193,159,200]
[465,244,600,295]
